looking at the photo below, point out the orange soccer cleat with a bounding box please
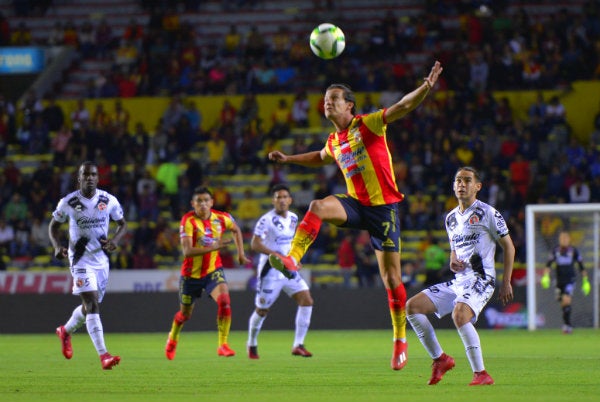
[291,344,313,357]
[55,326,73,360]
[247,345,259,359]
[428,353,455,385]
[165,339,177,360]
[469,370,494,386]
[217,344,236,357]
[391,340,407,370]
[268,253,298,279]
[100,352,121,370]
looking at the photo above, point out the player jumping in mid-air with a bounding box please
[267,61,443,370]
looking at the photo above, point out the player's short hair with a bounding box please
[193,186,213,198]
[270,183,291,196]
[79,160,96,171]
[455,166,482,183]
[326,83,356,114]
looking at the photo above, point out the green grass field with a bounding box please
[1,329,598,402]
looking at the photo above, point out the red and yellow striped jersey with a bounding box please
[324,109,404,206]
[179,209,236,279]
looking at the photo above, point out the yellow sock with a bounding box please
[289,211,322,263]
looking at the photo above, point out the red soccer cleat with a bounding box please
[100,353,121,370]
[165,339,177,360]
[56,326,73,360]
[268,253,298,279]
[292,344,313,357]
[248,345,259,359]
[391,340,407,370]
[469,370,494,386]
[428,353,455,385]
[217,344,236,357]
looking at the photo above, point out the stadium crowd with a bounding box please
[0,1,599,285]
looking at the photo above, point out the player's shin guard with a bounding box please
[387,284,407,340]
[289,211,322,264]
[168,311,189,342]
[216,293,232,346]
[86,313,107,355]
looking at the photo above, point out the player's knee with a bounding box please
[256,308,269,317]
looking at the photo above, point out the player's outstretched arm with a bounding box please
[268,149,331,167]
[385,61,443,124]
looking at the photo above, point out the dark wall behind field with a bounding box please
[1,287,461,333]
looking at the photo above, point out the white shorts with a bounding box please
[254,269,309,309]
[423,274,495,323]
[70,265,109,303]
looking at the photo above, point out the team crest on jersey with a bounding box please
[468,207,485,226]
[97,195,109,211]
[350,127,362,142]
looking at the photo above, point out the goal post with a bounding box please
[525,203,600,331]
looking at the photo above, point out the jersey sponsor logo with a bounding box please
[452,232,481,249]
[76,216,106,229]
[67,196,85,212]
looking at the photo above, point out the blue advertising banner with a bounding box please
[0,47,45,74]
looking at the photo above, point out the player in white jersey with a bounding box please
[49,161,128,370]
[406,167,515,386]
[247,184,314,359]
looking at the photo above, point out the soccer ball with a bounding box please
[309,23,345,59]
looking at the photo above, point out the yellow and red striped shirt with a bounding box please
[179,209,236,279]
[325,109,404,206]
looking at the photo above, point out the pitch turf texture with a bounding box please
[1,329,598,402]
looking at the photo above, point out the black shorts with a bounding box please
[179,268,227,305]
[335,195,401,252]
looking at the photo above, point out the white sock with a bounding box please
[407,313,443,359]
[458,322,484,372]
[65,305,86,333]
[86,314,107,355]
[293,306,312,347]
[247,311,266,347]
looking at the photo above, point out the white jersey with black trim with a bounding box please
[52,189,124,269]
[253,209,298,277]
[445,199,509,281]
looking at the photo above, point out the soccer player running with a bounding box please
[406,167,515,386]
[247,184,314,359]
[50,161,127,370]
[268,61,443,370]
[165,186,250,360]
[541,230,590,334]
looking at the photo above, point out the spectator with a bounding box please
[568,175,591,203]
[155,154,181,219]
[3,193,28,226]
[30,216,50,256]
[0,218,14,270]
[291,90,310,128]
[421,234,449,287]
[234,187,262,233]
[131,245,156,269]
[10,219,30,258]
[338,231,356,288]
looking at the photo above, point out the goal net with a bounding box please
[525,204,600,330]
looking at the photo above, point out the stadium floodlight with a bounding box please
[525,203,599,331]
